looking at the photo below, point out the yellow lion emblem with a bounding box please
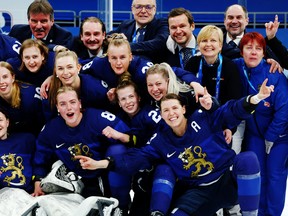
[0,153,26,186]
[178,146,214,177]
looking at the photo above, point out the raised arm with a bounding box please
[265,15,288,69]
[265,15,280,40]
[249,78,274,104]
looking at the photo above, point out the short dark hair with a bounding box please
[27,0,54,20]
[168,7,194,25]
[160,93,185,110]
[80,16,106,36]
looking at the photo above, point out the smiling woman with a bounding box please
[185,25,242,105]
[42,49,109,121]
[74,80,274,215]
[0,61,44,135]
[6,39,54,87]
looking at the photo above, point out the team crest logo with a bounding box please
[178,146,214,177]
[0,12,12,34]
[0,153,26,186]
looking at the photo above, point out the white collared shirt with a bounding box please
[226,32,244,46]
[88,48,104,58]
[177,34,197,52]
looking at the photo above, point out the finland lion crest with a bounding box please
[178,146,214,177]
[0,153,26,186]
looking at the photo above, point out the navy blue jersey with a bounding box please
[81,55,153,88]
[81,56,198,105]
[0,34,21,61]
[79,73,109,109]
[118,105,162,147]
[113,98,254,186]
[0,83,44,135]
[42,74,110,121]
[34,108,130,179]
[81,56,197,88]
[6,51,55,87]
[0,133,35,192]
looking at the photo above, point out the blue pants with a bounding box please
[245,134,288,216]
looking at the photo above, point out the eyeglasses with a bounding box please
[132,4,155,12]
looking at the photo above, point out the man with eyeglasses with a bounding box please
[108,0,169,63]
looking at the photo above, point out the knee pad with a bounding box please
[152,164,176,198]
[234,151,260,175]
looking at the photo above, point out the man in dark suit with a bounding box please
[221,4,249,59]
[265,14,288,69]
[109,0,169,63]
[222,4,286,68]
[69,17,107,65]
[165,8,199,68]
[9,0,72,51]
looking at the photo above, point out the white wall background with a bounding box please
[1,0,33,25]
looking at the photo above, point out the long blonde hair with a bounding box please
[48,49,80,109]
[146,62,192,95]
[0,61,21,108]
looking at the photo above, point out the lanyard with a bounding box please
[242,66,269,106]
[198,54,223,100]
[179,48,196,68]
[132,28,145,43]
[132,29,137,43]
[242,67,257,93]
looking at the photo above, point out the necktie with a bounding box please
[181,47,192,67]
[228,40,237,48]
[137,28,145,42]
